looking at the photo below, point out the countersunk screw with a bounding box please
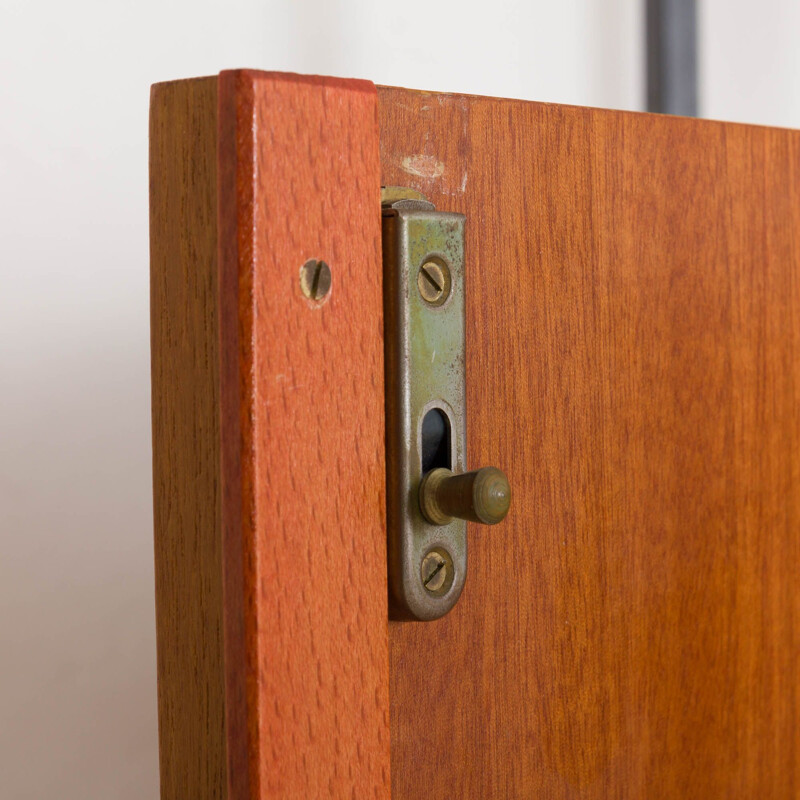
[421,548,453,595]
[417,259,451,306]
[300,259,332,303]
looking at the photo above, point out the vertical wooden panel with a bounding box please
[150,76,226,800]
[218,71,390,799]
[378,88,800,798]
[151,71,390,800]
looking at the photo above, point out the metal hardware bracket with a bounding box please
[382,187,511,621]
[383,188,467,620]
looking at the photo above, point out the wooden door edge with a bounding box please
[151,70,391,799]
[150,75,226,799]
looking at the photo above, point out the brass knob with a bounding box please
[419,467,511,526]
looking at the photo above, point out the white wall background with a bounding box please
[0,0,796,796]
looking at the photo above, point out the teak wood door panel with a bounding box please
[379,90,800,798]
[150,70,800,799]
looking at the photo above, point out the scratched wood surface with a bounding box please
[378,88,800,797]
[151,71,390,799]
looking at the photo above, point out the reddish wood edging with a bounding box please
[151,70,390,799]
[218,70,390,799]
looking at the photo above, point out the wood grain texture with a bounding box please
[378,88,800,798]
[218,71,390,799]
[150,76,226,799]
[151,70,390,799]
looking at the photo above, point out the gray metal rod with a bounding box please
[647,0,698,116]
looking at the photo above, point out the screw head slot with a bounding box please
[300,259,332,303]
[420,547,454,596]
[417,258,451,306]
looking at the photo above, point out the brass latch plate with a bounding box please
[382,190,467,620]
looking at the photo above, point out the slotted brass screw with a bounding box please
[421,549,452,595]
[300,259,332,303]
[417,260,451,306]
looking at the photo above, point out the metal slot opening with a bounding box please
[421,408,451,474]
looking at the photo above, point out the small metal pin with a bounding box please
[419,467,511,527]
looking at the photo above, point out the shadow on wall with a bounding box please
[0,333,157,797]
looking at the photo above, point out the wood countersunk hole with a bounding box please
[300,259,332,304]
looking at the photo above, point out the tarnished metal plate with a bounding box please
[382,199,466,620]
